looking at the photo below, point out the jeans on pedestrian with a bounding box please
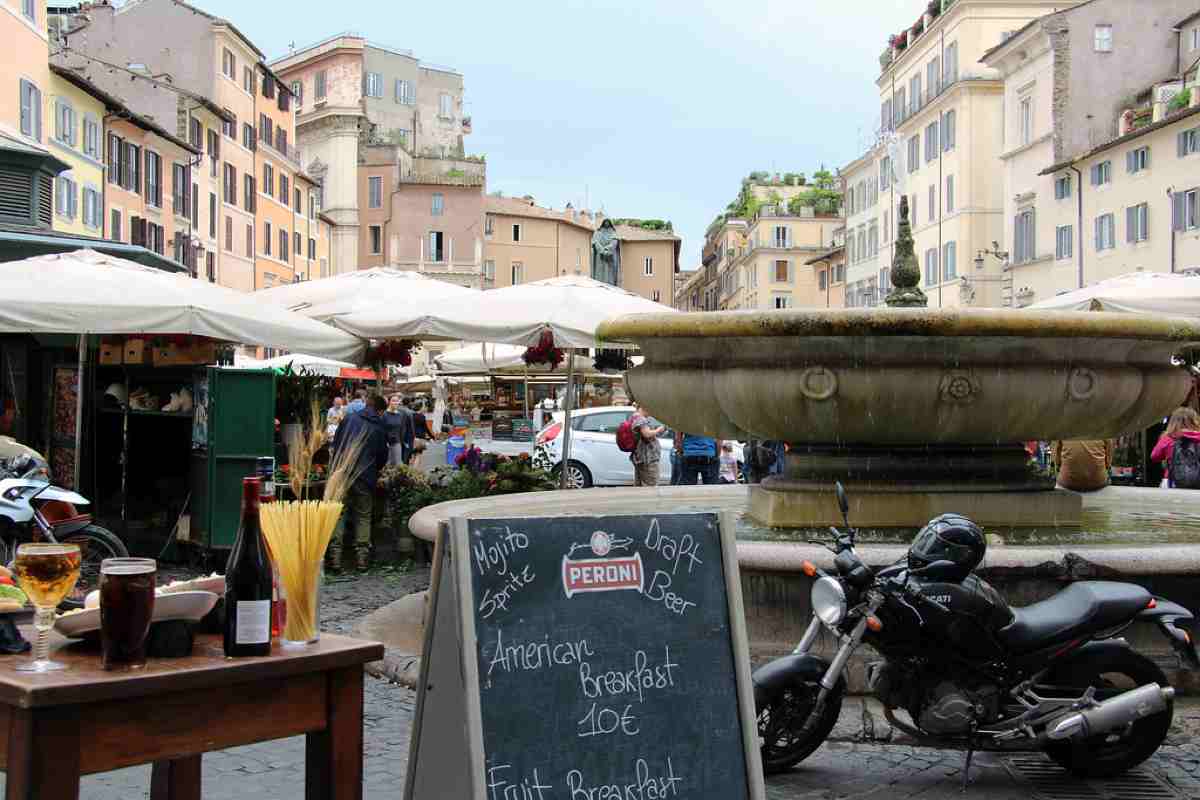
[679,456,720,485]
[669,450,682,485]
[330,483,373,566]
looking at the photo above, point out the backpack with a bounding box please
[616,417,638,453]
[1172,437,1200,489]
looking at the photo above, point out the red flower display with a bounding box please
[522,330,565,370]
[365,339,418,369]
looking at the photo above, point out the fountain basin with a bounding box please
[410,485,1200,693]
[597,308,1200,527]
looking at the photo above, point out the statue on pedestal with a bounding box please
[591,219,621,286]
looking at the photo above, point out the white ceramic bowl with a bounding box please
[56,590,219,639]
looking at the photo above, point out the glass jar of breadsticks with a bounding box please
[260,402,367,647]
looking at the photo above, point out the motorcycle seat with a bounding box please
[996,581,1151,654]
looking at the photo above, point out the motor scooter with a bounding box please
[0,440,127,609]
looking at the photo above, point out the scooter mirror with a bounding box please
[835,481,850,516]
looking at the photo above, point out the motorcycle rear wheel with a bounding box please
[757,682,843,774]
[58,525,129,611]
[1043,649,1173,778]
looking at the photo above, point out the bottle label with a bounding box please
[235,599,271,645]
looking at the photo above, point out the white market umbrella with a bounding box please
[254,266,477,328]
[346,276,676,487]
[339,275,675,346]
[433,342,596,375]
[0,249,365,486]
[0,250,365,361]
[1029,272,1200,316]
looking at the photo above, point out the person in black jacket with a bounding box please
[384,393,415,466]
[329,394,389,572]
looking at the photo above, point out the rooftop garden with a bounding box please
[712,169,840,228]
[610,218,673,232]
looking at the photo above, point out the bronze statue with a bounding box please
[591,219,620,286]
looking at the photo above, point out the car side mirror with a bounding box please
[913,560,959,581]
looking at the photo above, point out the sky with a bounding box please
[187,0,926,267]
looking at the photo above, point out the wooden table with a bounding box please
[0,632,383,800]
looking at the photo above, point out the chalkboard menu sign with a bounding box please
[405,512,763,800]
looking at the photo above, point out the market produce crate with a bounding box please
[124,338,150,365]
[98,340,123,365]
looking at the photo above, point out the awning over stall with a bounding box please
[0,250,365,362]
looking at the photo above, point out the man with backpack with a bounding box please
[675,432,722,485]
[618,406,665,486]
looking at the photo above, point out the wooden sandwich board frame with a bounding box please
[404,511,765,800]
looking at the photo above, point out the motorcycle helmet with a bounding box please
[907,513,986,582]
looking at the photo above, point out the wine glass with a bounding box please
[13,543,81,672]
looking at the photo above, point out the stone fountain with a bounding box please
[401,197,1200,692]
[599,196,1200,530]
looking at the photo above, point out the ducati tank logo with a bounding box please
[561,531,643,598]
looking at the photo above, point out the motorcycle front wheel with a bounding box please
[1043,648,1173,778]
[757,682,843,774]
[58,525,129,610]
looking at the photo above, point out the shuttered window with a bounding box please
[1013,209,1036,263]
[19,80,41,141]
[1125,202,1148,243]
[1056,225,1074,260]
[1173,188,1199,231]
[1094,213,1116,251]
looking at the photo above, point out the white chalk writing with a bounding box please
[578,645,679,704]
[474,528,530,576]
[643,570,696,617]
[566,757,682,800]
[643,519,703,576]
[577,702,640,738]
[479,564,536,619]
[487,764,552,800]
[486,628,596,677]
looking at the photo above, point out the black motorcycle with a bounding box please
[753,483,1198,783]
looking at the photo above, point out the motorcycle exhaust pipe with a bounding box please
[1045,683,1174,741]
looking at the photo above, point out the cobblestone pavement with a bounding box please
[12,563,1200,799]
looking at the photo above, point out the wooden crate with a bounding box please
[124,338,150,365]
[187,341,217,365]
[98,341,123,365]
[152,343,182,366]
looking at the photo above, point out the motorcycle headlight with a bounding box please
[811,575,847,627]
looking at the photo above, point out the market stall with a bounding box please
[343,275,675,487]
[0,250,365,554]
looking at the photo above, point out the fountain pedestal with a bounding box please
[750,443,1081,528]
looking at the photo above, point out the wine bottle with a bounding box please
[256,456,286,639]
[223,476,273,657]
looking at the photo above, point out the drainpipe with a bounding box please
[1168,186,1177,273]
[1070,165,1084,287]
[937,26,944,307]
